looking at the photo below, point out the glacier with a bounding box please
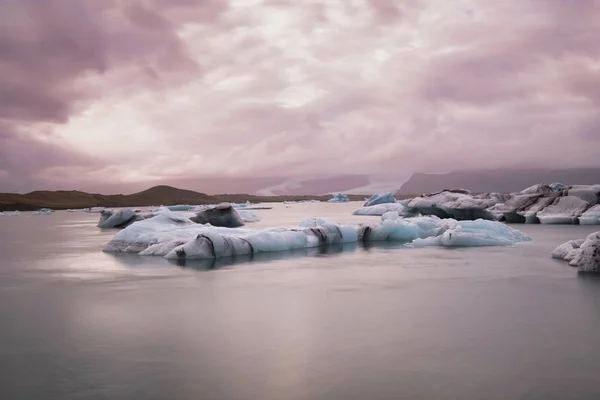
[103,215,531,261]
[552,231,600,273]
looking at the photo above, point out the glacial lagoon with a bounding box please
[1,201,600,400]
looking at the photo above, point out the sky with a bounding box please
[1,0,599,194]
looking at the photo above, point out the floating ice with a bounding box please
[103,215,531,262]
[552,232,600,273]
[328,193,349,203]
[190,203,245,228]
[396,183,599,224]
[536,196,591,224]
[579,205,600,225]
[353,203,405,216]
[363,192,397,207]
[166,205,195,211]
[403,190,503,221]
[98,208,142,229]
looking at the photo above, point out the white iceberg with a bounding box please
[363,192,397,207]
[353,203,405,216]
[552,232,600,273]
[103,215,531,262]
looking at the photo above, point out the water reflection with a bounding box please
[104,242,416,272]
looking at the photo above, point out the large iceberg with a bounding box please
[103,215,530,262]
[383,183,599,225]
[363,192,397,207]
[552,232,600,273]
[328,193,350,203]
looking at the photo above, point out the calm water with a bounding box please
[1,202,600,400]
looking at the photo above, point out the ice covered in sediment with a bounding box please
[190,203,245,228]
[328,192,349,203]
[103,214,531,260]
[579,205,600,225]
[573,232,600,273]
[536,196,591,224]
[352,203,405,216]
[363,192,397,207]
[567,185,600,204]
[553,232,600,272]
[403,191,503,221]
[97,204,260,229]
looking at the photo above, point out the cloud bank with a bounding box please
[1,0,599,193]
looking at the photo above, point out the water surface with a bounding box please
[1,202,599,400]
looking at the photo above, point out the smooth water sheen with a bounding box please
[1,202,600,400]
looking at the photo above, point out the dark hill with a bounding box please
[0,185,368,211]
[396,168,600,195]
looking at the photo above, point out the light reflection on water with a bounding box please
[1,203,600,400]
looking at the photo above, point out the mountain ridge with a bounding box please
[0,185,370,211]
[396,168,600,195]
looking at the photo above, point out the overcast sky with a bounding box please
[1,0,599,194]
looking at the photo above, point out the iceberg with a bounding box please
[536,196,591,224]
[103,215,530,262]
[328,192,349,203]
[552,232,600,273]
[394,182,599,224]
[402,190,504,221]
[97,204,260,229]
[363,192,397,207]
[189,203,245,228]
[98,208,143,229]
[579,205,600,225]
[353,203,405,216]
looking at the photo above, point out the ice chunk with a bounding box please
[579,205,600,225]
[573,232,600,273]
[166,205,195,211]
[551,239,585,263]
[537,196,591,224]
[236,209,261,223]
[190,203,245,228]
[554,232,600,273]
[363,192,397,207]
[381,211,401,221]
[104,215,531,262]
[353,203,405,216]
[404,191,500,221]
[567,185,600,205]
[412,219,531,247]
[549,182,568,191]
[328,193,349,203]
[97,209,142,229]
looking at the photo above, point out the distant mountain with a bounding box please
[0,185,367,211]
[396,168,600,195]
